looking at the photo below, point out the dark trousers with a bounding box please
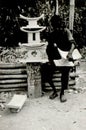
[59,67,70,95]
[41,63,71,95]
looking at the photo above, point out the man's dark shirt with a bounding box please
[46,28,74,61]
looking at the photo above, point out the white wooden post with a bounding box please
[55,0,59,15]
[69,0,75,33]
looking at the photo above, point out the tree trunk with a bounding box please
[55,0,59,15]
[69,0,75,34]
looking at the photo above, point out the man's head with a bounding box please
[50,15,63,29]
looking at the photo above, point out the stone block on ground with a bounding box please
[7,94,27,113]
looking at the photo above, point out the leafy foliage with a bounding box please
[0,0,85,48]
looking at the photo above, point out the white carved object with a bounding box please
[19,14,48,61]
[7,94,27,112]
[20,14,46,44]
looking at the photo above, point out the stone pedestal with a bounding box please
[19,44,48,98]
[26,62,42,98]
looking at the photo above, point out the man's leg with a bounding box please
[48,64,58,99]
[60,67,70,102]
[48,80,58,99]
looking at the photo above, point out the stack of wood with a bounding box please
[0,63,28,92]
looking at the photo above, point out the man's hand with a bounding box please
[66,52,73,61]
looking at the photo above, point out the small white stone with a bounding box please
[74,90,78,94]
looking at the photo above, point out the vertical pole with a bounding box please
[55,0,59,15]
[69,0,75,34]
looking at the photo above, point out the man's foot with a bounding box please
[60,94,67,103]
[49,92,58,99]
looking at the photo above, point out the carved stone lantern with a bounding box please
[20,14,48,61]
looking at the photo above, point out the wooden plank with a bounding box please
[0,63,26,68]
[0,79,27,84]
[0,74,27,79]
[0,88,26,92]
[53,70,61,73]
[0,68,27,74]
[0,83,27,88]
[52,77,75,82]
[43,80,76,90]
[52,77,61,82]
[53,73,61,77]
[53,80,76,86]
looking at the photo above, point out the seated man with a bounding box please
[45,15,77,102]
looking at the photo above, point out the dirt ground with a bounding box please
[0,60,86,130]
